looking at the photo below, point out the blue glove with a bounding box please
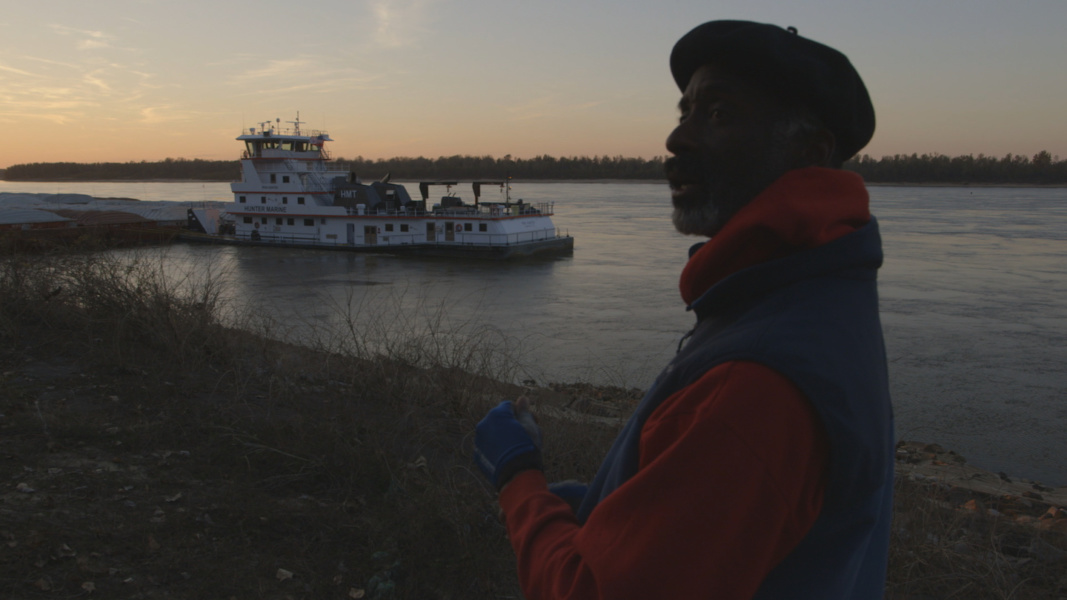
[474,401,543,490]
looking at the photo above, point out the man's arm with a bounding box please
[499,361,829,600]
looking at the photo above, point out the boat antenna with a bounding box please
[288,111,304,135]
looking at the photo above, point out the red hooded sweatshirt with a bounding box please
[499,167,871,600]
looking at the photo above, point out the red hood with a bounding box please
[680,167,871,306]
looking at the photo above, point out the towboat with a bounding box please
[185,115,573,258]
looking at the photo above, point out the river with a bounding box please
[2,179,1065,485]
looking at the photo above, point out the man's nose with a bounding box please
[666,115,698,155]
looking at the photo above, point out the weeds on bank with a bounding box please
[0,248,228,373]
[0,249,624,598]
[0,249,541,598]
[886,474,1067,599]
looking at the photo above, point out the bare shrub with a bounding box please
[0,248,234,374]
[887,475,1067,599]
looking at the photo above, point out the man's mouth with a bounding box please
[664,154,706,203]
[667,173,706,205]
[669,180,693,195]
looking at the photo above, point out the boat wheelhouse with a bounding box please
[186,115,573,258]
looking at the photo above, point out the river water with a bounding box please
[3,180,1065,484]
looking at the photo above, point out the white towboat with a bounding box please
[186,116,573,259]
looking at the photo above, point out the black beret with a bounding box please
[670,20,875,162]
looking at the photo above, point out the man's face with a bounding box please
[665,64,804,237]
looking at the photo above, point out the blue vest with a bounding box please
[576,219,894,599]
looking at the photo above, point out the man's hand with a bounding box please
[474,400,543,490]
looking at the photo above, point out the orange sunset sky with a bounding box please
[2,0,1065,168]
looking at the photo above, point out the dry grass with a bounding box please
[0,249,534,598]
[0,248,1064,599]
[887,473,1067,599]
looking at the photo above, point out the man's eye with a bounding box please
[677,105,723,123]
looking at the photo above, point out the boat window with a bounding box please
[298,197,305,204]
[270,174,276,183]
[261,217,267,224]
[275,218,282,225]
[287,218,294,225]
[282,176,290,183]
[261,197,266,204]
[400,224,409,232]
[304,219,314,226]
[320,218,326,225]
[282,197,288,204]
[239,196,246,203]
[385,224,394,232]
[245,141,258,157]
[243,217,252,224]
[464,223,472,231]
[479,223,487,232]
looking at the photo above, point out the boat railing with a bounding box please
[228,227,570,248]
[241,127,329,138]
[451,228,569,246]
[345,201,554,218]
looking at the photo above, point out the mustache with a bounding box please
[664,153,705,183]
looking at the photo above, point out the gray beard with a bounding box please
[672,199,728,237]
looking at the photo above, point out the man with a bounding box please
[474,20,894,599]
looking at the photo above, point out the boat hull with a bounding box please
[176,230,573,259]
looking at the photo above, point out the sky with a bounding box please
[1,0,1065,167]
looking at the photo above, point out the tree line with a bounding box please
[4,151,1066,184]
[844,151,1066,185]
[2,158,238,182]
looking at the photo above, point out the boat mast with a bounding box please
[287,111,304,136]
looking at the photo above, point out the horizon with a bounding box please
[4,147,1066,171]
[2,1,1065,167]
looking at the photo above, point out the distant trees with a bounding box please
[332,154,666,181]
[843,152,1067,185]
[3,158,239,182]
[2,155,665,182]
[5,151,1067,184]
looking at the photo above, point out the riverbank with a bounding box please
[1,250,1065,598]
